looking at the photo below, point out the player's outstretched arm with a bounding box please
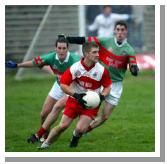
[58,34,86,45]
[66,36,86,44]
[5,60,34,68]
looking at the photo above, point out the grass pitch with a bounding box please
[5,70,155,152]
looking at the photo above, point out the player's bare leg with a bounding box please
[27,96,67,144]
[27,95,57,144]
[42,95,68,130]
[40,95,57,125]
[40,115,73,148]
[86,101,115,132]
[70,115,92,147]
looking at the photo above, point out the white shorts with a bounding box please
[105,81,123,106]
[49,81,65,100]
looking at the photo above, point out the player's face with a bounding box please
[103,7,111,16]
[114,25,127,41]
[55,42,68,62]
[87,47,99,63]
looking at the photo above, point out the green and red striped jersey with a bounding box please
[32,51,80,83]
[86,37,137,82]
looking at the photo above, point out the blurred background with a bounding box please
[5,5,155,79]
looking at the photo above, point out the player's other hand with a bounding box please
[58,34,66,39]
[73,93,86,107]
[98,94,105,106]
[130,65,139,76]
[5,60,17,68]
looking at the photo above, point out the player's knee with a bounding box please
[41,106,51,119]
[40,111,46,120]
[59,122,70,131]
[75,126,86,134]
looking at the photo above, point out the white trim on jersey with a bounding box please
[55,51,70,64]
[70,61,104,81]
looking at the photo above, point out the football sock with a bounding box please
[36,127,46,138]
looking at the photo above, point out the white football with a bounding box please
[83,91,100,109]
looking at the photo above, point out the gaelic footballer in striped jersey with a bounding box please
[65,21,139,133]
[40,42,111,149]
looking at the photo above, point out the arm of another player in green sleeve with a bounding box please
[128,47,137,66]
[32,52,54,67]
[17,60,34,67]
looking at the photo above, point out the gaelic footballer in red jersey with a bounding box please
[40,42,111,149]
[63,21,139,134]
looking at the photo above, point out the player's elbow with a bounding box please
[60,83,73,96]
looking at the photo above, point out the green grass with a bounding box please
[5,70,155,152]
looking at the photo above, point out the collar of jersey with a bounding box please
[80,58,95,71]
[114,37,127,47]
[55,51,70,64]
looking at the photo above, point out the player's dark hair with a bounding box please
[82,42,99,55]
[103,5,112,10]
[115,21,128,29]
[55,36,69,47]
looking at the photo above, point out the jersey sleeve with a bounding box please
[101,68,112,88]
[86,36,108,46]
[32,53,54,66]
[128,47,137,65]
[60,67,73,85]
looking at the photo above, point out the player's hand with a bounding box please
[130,65,139,76]
[73,93,86,107]
[5,60,17,68]
[58,34,66,39]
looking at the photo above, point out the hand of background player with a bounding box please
[58,34,66,39]
[98,94,105,107]
[5,60,17,68]
[130,65,139,76]
[73,93,86,108]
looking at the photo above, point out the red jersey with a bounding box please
[60,58,112,94]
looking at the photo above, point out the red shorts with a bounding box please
[63,96,99,120]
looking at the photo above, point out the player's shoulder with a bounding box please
[96,14,104,20]
[69,60,82,75]
[125,42,135,54]
[69,51,79,57]
[97,37,113,44]
[95,62,105,72]
[41,51,56,58]
[69,51,80,62]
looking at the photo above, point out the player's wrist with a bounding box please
[73,93,78,99]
